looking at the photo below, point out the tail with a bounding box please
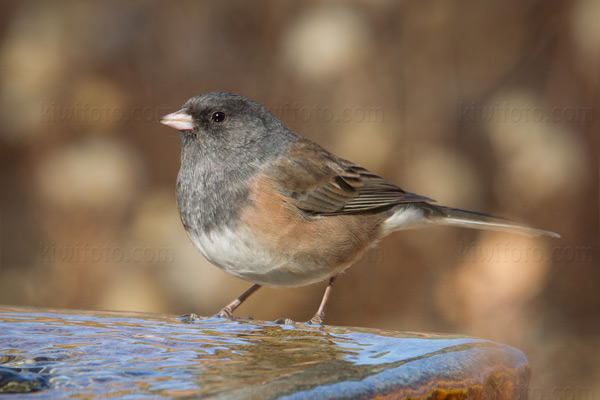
[435,206,560,238]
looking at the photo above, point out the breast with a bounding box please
[178,172,386,287]
[233,177,385,286]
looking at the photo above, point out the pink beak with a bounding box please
[159,109,194,131]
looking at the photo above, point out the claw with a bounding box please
[309,313,324,325]
[216,307,234,319]
[274,318,296,325]
[179,313,202,323]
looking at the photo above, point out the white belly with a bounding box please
[187,227,344,287]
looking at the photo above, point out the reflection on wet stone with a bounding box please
[0,306,529,399]
[0,367,50,393]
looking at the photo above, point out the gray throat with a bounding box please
[176,132,295,236]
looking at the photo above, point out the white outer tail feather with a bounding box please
[383,204,560,238]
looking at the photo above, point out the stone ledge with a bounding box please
[0,306,529,399]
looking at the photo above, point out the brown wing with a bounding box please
[265,139,434,215]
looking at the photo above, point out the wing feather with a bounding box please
[265,140,434,215]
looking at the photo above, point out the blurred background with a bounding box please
[0,0,598,396]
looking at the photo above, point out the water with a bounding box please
[0,306,529,399]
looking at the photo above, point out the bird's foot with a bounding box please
[274,313,325,326]
[179,313,204,323]
[215,306,235,320]
[308,313,325,325]
[274,317,296,325]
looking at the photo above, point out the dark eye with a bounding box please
[211,111,226,123]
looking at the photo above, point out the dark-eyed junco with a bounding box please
[160,92,559,325]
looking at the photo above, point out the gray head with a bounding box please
[160,92,299,233]
[160,92,298,168]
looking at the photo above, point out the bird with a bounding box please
[159,92,559,325]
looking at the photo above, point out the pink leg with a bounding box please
[309,276,337,325]
[217,284,262,319]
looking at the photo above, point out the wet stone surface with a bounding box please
[0,306,530,399]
